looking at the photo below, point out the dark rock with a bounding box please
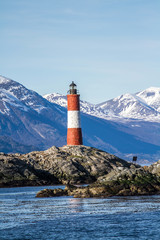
[36,188,67,198]
[0,153,59,187]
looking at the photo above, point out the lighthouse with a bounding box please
[67,81,83,145]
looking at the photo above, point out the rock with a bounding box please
[36,188,67,198]
[0,153,59,187]
[0,145,137,187]
[148,160,160,176]
[92,169,160,197]
[65,184,78,195]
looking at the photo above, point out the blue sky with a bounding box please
[0,0,160,103]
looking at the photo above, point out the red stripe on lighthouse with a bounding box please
[67,94,80,111]
[67,128,83,145]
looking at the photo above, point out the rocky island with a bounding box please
[1,145,160,197]
[0,145,135,187]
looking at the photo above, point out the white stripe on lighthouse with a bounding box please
[67,111,81,128]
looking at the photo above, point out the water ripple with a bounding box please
[0,186,160,239]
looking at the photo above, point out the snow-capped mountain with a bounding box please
[0,76,56,114]
[97,87,160,122]
[0,75,160,164]
[0,75,67,153]
[44,88,160,122]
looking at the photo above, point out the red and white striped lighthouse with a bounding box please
[67,81,83,145]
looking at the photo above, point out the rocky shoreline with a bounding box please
[36,169,160,198]
[1,145,160,198]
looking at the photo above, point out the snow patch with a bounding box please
[0,75,11,84]
[0,89,29,112]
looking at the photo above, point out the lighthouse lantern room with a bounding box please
[69,81,77,94]
[67,82,83,145]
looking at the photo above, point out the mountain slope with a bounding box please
[81,113,160,163]
[0,75,67,152]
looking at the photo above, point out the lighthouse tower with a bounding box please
[67,82,83,145]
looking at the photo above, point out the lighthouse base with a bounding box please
[67,128,83,145]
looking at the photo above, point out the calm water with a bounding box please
[0,186,160,240]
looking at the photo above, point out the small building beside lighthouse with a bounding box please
[67,82,83,145]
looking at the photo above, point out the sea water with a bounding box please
[0,186,160,240]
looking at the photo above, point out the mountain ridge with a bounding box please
[44,87,160,122]
[97,87,160,121]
